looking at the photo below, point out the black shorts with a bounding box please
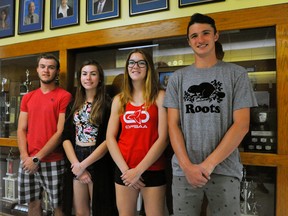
[114,166,166,187]
[75,145,96,175]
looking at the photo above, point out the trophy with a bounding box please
[1,77,7,92]
[240,168,259,215]
[2,148,18,203]
[5,101,10,115]
[20,69,32,95]
[0,77,10,137]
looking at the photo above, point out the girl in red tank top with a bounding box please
[106,49,168,216]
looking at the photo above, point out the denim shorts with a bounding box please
[75,144,96,173]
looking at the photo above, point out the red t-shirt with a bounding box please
[20,87,71,162]
[118,102,165,170]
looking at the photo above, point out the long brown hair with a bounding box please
[119,49,161,113]
[71,59,106,125]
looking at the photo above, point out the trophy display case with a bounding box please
[73,26,276,155]
[71,26,277,215]
[0,53,58,215]
[240,165,276,216]
[0,53,58,139]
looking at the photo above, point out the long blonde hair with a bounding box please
[119,49,161,113]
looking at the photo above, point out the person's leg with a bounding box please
[88,181,93,207]
[54,207,64,216]
[139,169,167,216]
[205,174,241,216]
[115,183,139,216]
[28,200,42,216]
[18,161,43,215]
[39,160,65,216]
[73,179,91,216]
[172,176,204,216]
[141,185,166,216]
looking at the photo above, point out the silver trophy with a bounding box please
[5,101,10,115]
[1,77,7,92]
[240,168,259,215]
[20,69,32,95]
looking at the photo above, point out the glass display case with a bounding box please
[241,165,276,216]
[0,52,59,139]
[72,26,276,153]
[70,26,277,216]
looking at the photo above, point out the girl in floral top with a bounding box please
[62,60,117,216]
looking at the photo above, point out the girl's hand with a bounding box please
[121,168,145,189]
[71,162,84,177]
[77,170,92,184]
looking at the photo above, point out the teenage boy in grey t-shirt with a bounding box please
[163,13,257,216]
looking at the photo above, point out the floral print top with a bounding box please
[74,102,98,143]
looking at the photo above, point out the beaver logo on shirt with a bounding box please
[184,80,225,113]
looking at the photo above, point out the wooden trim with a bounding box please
[0,3,288,215]
[277,166,288,216]
[0,138,18,147]
[276,24,288,155]
[240,152,288,167]
[1,3,288,58]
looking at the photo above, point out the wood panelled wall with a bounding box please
[1,4,288,215]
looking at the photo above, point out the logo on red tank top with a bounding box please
[123,109,149,128]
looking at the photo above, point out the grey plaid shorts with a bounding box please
[18,159,65,209]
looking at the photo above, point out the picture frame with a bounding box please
[0,0,15,39]
[159,71,173,89]
[18,0,44,34]
[51,0,79,29]
[129,0,169,16]
[86,0,120,23]
[179,0,224,7]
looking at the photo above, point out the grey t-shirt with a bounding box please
[163,61,258,180]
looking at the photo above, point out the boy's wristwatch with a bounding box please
[32,157,40,165]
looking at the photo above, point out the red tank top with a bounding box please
[118,102,165,170]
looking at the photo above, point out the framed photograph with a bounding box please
[18,0,44,34]
[129,0,169,16]
[50,0,79,29]
[179,0,224,7]
[0,0,15,38]
[86,0,120,23]
[159,71,173,89]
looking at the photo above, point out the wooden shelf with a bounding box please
[0,138,18,147]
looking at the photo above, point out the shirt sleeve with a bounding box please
[233,70,258,110]
[163,72,180,109]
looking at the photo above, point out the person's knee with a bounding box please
[54,207,64,216]
[28,200,42,215]
[28,200,41,208]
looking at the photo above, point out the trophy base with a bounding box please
[0,198,18,216]
[2,197,18,203]
[11,204,28,216]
